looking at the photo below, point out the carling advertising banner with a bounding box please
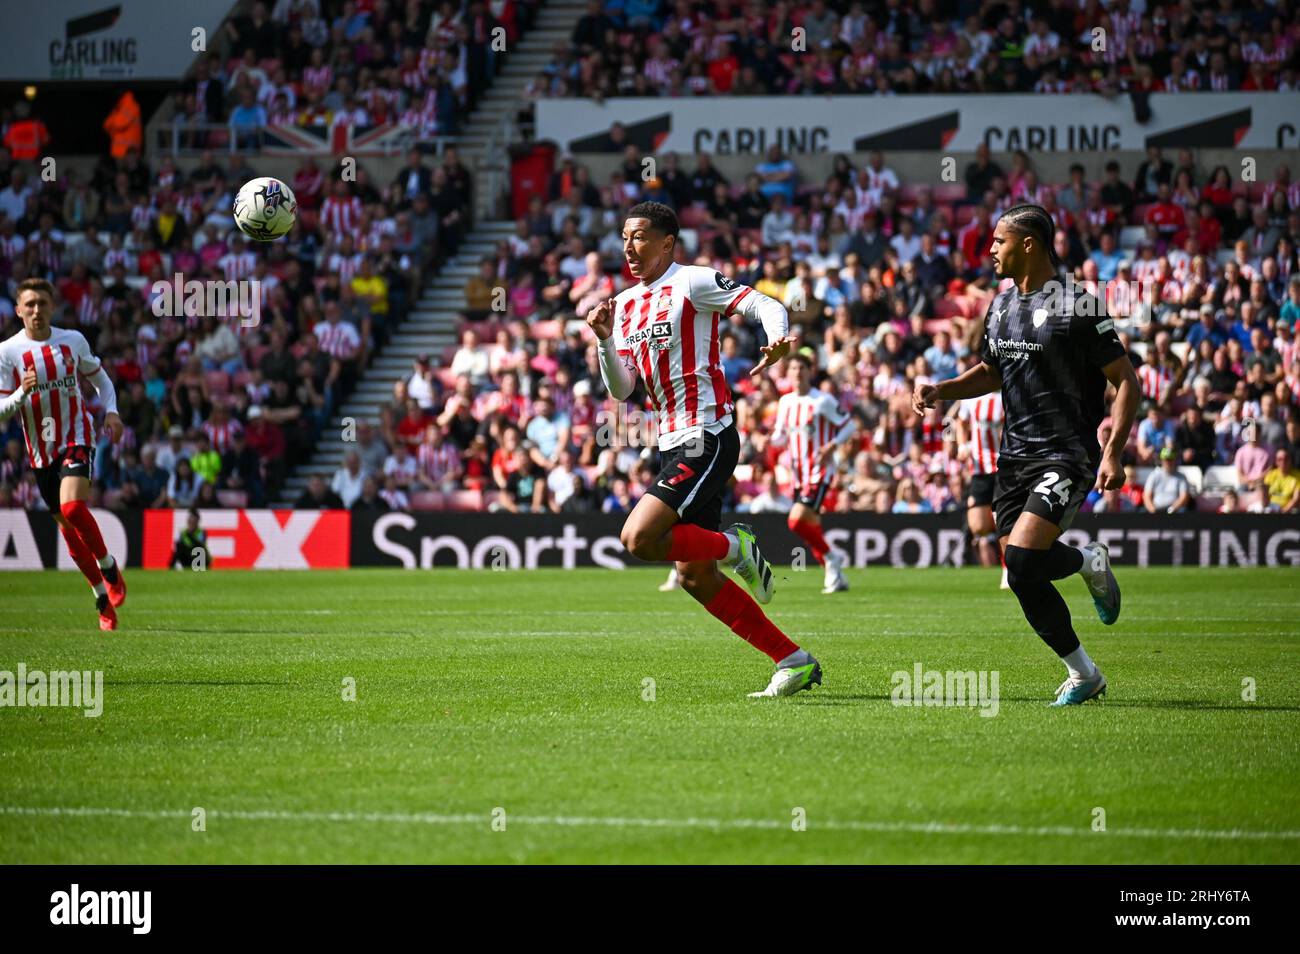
[537,93,1300,155]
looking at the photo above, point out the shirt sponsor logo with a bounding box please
[1096,318,1115,334]
[35,374,77,393]
[714,271,738,291]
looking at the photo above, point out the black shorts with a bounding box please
[794,474,833,511]
[646,424,739,532]
[992,456,1093,540]
[35,445,93,513]
[967,472,996,508]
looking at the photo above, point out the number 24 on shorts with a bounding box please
[1033,471,1073,507]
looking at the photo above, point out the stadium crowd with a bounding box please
[0,0,507,512]
[3,1,1299,523]
[531,0,1300,102]
[316,135,1300,519]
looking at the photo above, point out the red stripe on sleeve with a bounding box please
[725,287,753,316]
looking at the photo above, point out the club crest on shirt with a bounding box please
[1032,308,1050,328]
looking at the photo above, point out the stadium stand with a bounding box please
[2,1,1299,523]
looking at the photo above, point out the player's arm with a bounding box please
[912,361,1001,415]
[588,297,638,400]
[769,400,789,448]
[1098,354,1140,484]
[819,402,858,462]
[0,366,36,422]
[690,268,793,376]
[76,334,123,442]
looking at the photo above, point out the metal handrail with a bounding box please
[153,122,471,158]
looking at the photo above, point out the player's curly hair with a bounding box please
[626,201,680,239]
[998,204,1063,268]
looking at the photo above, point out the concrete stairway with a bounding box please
[276,1,584,503]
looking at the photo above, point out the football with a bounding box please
[233,176,298,241]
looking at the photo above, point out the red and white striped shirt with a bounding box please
[0,328,107,468]
[1262,181,1300,211]
[320,195,364,237]
[201,417,243,453]
[958,392,1003,476]
[219,250,257,281]
[418,440,461,484]
[1137,363,1173,401]
[611,263,757,451]
[772,388,852,494]
[313,318,361,359]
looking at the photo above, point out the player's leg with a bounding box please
[38,457,114,631]
[58,448,126,605]
[677,557,818,697]
[998,463,1111,705]
[626,427,774,602]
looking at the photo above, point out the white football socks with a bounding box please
[723,532,739,563]
[1063,646,1098,681]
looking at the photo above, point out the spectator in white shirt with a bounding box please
[747,472,794,513]
[331,451,368,508]
[450,328,490,387]
[890,217,922,265]
[761,193,796,249]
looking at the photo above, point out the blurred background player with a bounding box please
[770,350,856,593]
[0,279,126,630]
[171,509,212,570]
[954,389,1008,588]
[590,201,821,698]
[914,205,1139,707]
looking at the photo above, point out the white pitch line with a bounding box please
[1,806,1297,842]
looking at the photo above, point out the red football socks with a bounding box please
[788,516,830,564]
[705,579,800,663]
[60,526,104,587]
[61,500,108,560]
[664,523,730,562]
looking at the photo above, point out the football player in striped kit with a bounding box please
[954,389,1009,588]
[0,279,127,630]
[590,202,822,698]
[769,350,856,594]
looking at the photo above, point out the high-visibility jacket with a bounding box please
[102,92,142,158]
[3,118,50,160]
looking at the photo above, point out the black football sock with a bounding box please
[1004,545,1082,657]
[1041,540,1085,581]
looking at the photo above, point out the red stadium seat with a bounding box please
[448,490,484,511]
[529,319,564,340]
[933,185,966,204]
[933,299,963,321]
[410,491,444,511]
[678,204,709,228]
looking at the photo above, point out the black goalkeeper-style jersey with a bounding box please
[978,279,1127,469]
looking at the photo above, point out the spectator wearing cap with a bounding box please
[1144,448,1193,514]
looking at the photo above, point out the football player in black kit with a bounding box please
[914,205,1140,706]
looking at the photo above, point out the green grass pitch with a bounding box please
[1,566,1297,864]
